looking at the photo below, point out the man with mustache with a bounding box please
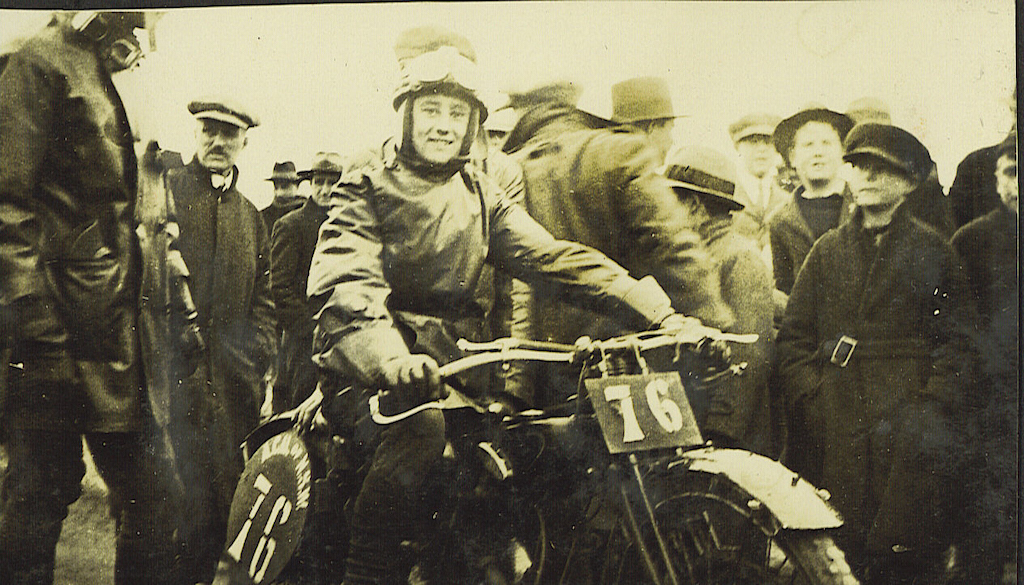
[165,97,277,584]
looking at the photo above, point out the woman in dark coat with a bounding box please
[776,124,977,583]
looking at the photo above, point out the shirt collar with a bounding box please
[210,168,233,191]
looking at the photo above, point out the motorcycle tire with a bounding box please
[599,467,859,585]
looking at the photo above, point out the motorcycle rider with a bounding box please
[301,26,702,584]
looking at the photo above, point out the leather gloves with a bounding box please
[658,313,706,338]
[381,354,445,402]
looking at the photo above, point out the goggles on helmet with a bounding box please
[393,46,486,119]
[401,46,479,90]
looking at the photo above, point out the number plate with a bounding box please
[586,373,703,454]
[220,430,312,584]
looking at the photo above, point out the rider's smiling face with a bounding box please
[410,93,471,164]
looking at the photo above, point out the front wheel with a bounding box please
[606,468,858,585]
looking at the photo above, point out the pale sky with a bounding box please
[1,2,1016,209]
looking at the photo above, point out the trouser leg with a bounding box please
[87,431,182,585]
[0,428,85,585]
[345,408,446,585]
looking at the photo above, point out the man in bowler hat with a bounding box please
[610,76,682,164]
[166,96,277,583]
[776,123,977,583]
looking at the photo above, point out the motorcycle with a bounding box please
[214,324,857,585]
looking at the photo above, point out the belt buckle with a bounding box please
[830,335,857,367]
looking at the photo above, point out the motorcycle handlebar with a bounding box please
[370,327,758,425]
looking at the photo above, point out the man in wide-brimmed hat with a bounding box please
[611,76,682,163]
[777,122,977,583]
[766,105,856,297]
[663,147,775,457]
[261,161,305,231]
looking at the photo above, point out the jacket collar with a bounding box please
[502,102,600,154]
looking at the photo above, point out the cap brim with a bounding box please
[843,149,922,182]
[194,111,250,128]
[665,178,745,210]
[732,126,776,143]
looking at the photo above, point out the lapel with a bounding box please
[855,207,913,320]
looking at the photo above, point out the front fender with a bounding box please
[668,447,843,530]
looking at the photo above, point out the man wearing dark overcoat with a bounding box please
[950,131,1017,584]
[166,97,277,583]
[948,91,1015,230]
[501,79,733,407]
[270,152,342,412]
[776,123,977,584]
[260,160,305,232]
[0,11,185,585]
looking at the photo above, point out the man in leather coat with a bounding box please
[0,11,189,585]
[305,26,700,584]
[500,78,734,408]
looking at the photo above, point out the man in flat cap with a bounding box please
[261,161,306,233]
[728,112,791,265]
[776,123,977,583]
[0,11,186,585]
[270,152,343,413]
[611,76,681,164]
[844,98,955,237]
[766,106,856,298]
[951,131,1017,584]
[166,96,277,583]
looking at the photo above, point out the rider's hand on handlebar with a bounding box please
[382,354,446,402]
[657,313,705,338]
